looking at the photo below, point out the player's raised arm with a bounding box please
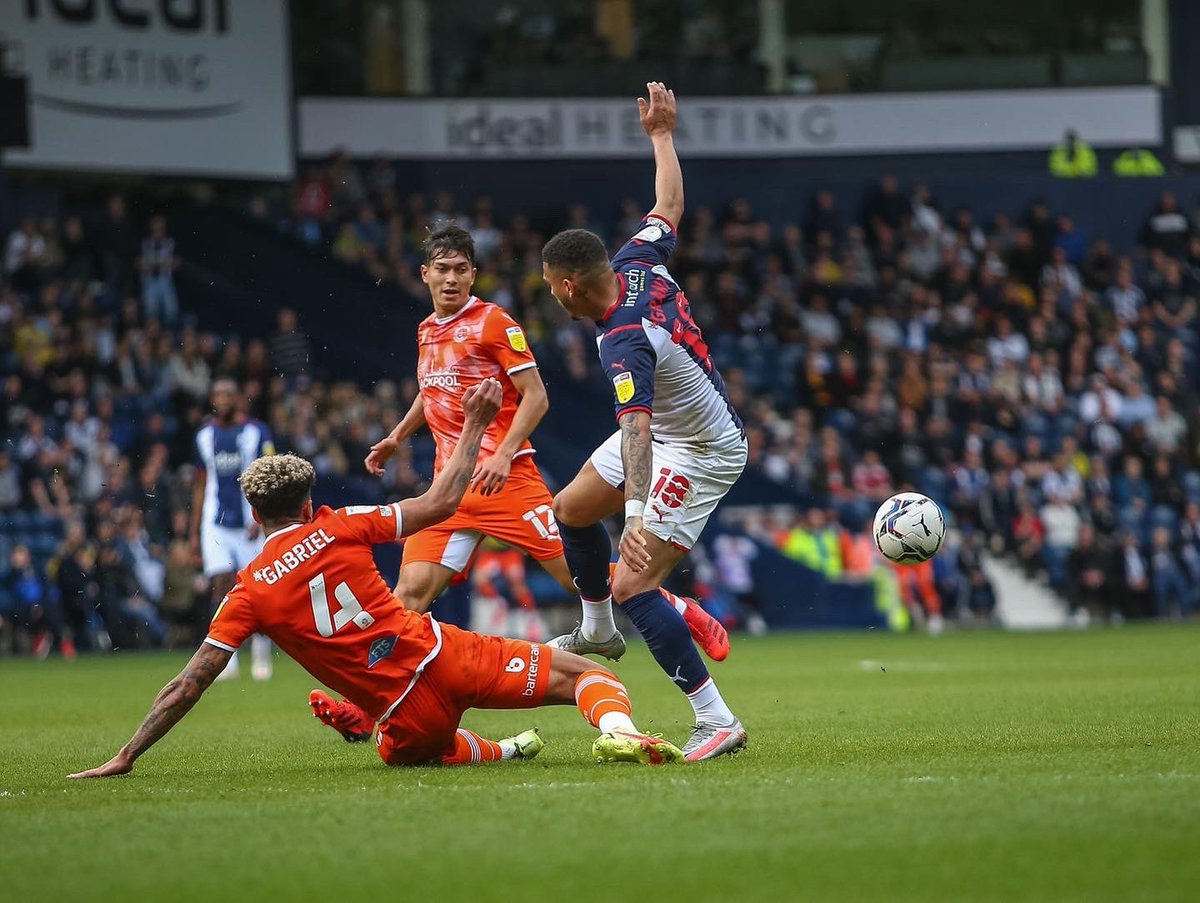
[398,378,503,535]
[365,393,427,476]
[68,642,232,779]
[640,82,683,228]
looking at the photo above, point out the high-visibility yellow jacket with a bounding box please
[1049,140,1098,178]
[1113,148,1165,177]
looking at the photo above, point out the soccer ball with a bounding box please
[873,492,945,564]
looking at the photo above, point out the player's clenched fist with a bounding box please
[638,81,676,137]
[463,377,503,425]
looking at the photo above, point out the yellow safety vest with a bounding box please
[1049,141,1098,178]
[1113,148,1164,177]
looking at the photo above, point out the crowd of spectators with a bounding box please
[278,155,1200,628]
[0,197,437,657]
[5,164,1200,656]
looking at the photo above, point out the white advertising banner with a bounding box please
[0,0,292,178]
[300,87,1160,160]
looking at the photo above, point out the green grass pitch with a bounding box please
[3,625,1198,902]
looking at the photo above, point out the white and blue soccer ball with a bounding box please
[873,492,945,564]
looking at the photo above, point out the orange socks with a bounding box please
[442,728,508,764]
[575,669,636,734]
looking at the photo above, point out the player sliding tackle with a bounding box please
[542,83,748,761]
[68,380,686,778]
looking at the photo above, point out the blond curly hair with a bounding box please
[239,454,316,521]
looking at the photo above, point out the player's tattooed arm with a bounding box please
[398,379,503,535]
[67,643,232,779]
[618,410,654,572]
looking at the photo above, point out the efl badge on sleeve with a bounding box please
[613,372,635,404]
[506,326,528,352]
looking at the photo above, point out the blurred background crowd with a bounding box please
[4,156,1200,656]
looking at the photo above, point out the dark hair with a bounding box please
[541,229,609,276]
[424,224,475,266]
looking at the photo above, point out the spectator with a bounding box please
[780,509,842,578]
[1066,523,1111,624]
[1116,531,1152,619]
[136,215,180,325]
[4,218,47,291]
[5,544,61,658]
[1139,191,1191,257]
[0,450,22,510]
[270,308,312,380]
[712,532,764,635]
[1149,526,1192,620]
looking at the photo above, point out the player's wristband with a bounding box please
[625,500,645,520]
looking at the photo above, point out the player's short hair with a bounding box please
[239,454,315,521]
[424,224,475,266]
[541,229,610,277]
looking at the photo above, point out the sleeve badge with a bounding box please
[506,326,528,352]
[613,371,635,404]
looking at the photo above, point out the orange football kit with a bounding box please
[403,296,562,573]
[206,503,554,764]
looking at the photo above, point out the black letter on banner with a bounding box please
[109,0,150,29]
[51,0,95,23]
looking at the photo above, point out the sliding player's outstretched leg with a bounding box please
[369,622,681,766]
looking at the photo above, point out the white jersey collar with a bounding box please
[434,296,479,325]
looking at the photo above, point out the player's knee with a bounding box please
[552,491,586,529]
[611,571,654,604]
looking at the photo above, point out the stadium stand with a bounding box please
[3,164,1200,656]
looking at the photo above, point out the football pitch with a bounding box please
[3,626,1197,902]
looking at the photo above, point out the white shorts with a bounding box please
[589,431,747,550]
[201,523,264,578]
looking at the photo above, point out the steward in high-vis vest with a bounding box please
[1113,148,1165,177]
[1049,130,1098,178]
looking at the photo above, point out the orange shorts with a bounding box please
[375,623,554,766]
[401,455,562,572]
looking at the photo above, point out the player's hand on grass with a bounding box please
[638,81,676,138]
[619,515,653,573]
[364,437,399,476]
[463,378,503,427]
[68,752,133,780]
[471,450,512,496]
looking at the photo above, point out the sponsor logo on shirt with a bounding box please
[522,644,541,697]
[505,326,528,352]
[613,371,635,404]
[623,268,645,306]
[213,450,243,475]
[368,635,398,669]
[420,370,460,389]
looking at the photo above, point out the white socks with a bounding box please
[498,740,518,760]
[580,594,618,642]
[687,678,736,727]
[598,711,637,735]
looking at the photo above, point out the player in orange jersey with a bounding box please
[364,225,728,662]
[68,380,685,777]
